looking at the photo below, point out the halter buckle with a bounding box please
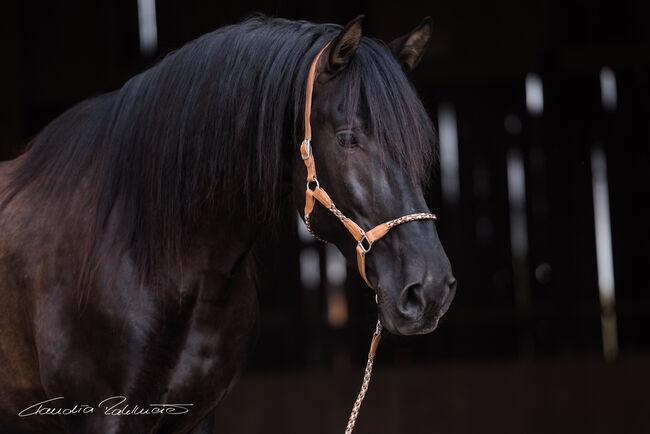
[358,233,373,255]
[301,139,312,160]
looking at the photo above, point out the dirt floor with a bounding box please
[214,354,650,434]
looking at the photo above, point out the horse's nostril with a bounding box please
[397,282,426,320]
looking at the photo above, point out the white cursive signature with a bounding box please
[98,396,192,415]
[18,397,94,417]
[18,396,193,417]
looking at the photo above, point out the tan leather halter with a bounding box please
[300,43,437,289]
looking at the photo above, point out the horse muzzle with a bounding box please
[377,274,456,336]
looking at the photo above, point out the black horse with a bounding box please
[0,15,455,433]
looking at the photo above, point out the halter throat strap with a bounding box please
[300,42,436,289]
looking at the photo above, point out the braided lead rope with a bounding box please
[345,357,375,433]
[345,321,382,434]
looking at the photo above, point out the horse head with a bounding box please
[293,17,456,335]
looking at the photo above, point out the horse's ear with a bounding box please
[389,17,432,71]
[325,15,364,74]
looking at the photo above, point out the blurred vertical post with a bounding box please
[325,244,348,329]
[590,67,618,362]
[137,0,158,56]
[502,74,544,356]
[0,0,21,159]
[297,215,321,291]
[506,144,533,356]
[438,103,460,206]
[506,148,531,310]
[590,146,617,361]
[437,102,465,311]
[297,214,327,365]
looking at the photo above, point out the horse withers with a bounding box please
[0,15,455,433]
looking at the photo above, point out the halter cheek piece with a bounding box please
[300,43,437,289]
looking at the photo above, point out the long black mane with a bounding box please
[1,15,435,287]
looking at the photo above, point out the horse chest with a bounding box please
[111,244,260,409]
[29,237,260,433]
[161,270,260,404]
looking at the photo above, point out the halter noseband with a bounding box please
[300,43,437,289]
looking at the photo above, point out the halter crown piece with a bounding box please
[300,42,437,434]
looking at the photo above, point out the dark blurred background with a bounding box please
[1,1,649,433]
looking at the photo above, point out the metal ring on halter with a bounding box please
[301,139,312,160]
[306,177,320,191]
[358,234,372,255]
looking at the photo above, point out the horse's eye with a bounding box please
[336,132,359,148]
